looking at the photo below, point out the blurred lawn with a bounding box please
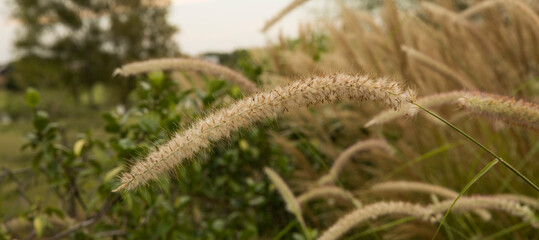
[0,122,32,168]
[0,87,108,217]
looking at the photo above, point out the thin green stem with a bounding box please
[411,102,539,192]
[273,221,297,240]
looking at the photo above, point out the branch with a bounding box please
[1,167,33,205]
[44,194,121,240]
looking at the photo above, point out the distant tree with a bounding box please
[10,0,179,105]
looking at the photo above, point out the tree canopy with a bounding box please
[11,0,179,104]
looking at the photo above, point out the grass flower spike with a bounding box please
[264,168,302,217]
[114,58,258,92]
[372,181,461,199]
[264,167,309,236]
[430,196,539,228]
[318,201,433,240]
[261,0,310,32]
[458,92,539,130]
[113,74,415,192]
[318,139,392,185]
[371,181,492,220]
[365,91,466,127]
[297,186,361,207]
[319,197,539,240]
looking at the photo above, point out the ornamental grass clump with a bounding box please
[114,58,258,92]
[113,74,415,192]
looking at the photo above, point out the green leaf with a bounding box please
[25,87,40,108]
[118,138,136,150]
[212,219,225,232]
[73,139,86,157]
[102,113,121,133]
[148,71,165,87]
[239,139,249,151]
[174,196,191,208]
[44,207,65,219]
[104,166,124,183]
[248,196,265,206]
[228,86,243,99]
[207,79,226,93]
[139,112,161,134]
[33,111,50,131]
[33,215,45,238]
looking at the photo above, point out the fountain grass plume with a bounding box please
[318,201,434,240]
[264,168,302,218]
[113,74,415,192]
[374,181,539,210]
[457,92,539,130]
[371,180,491,220]
[429,196,539,228]
[264,167,309,237]
[365,90,466,127]
[318,196,538,240]
[318,139,393,185]
[496,194,539,210]
[366,90,539,131]
[113,58,257,92]
[261,0,310,32]
[297,186,361,208]
[371,181,460,199]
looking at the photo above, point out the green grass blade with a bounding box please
[273,221,297,240]
[431,158,499,240]
[480,222,529,240]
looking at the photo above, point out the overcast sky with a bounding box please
[0,0,320,64]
